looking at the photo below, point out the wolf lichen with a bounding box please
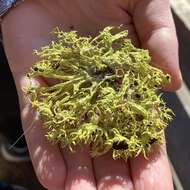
[26,26,173,160]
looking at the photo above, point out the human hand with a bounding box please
[2,0,178,189]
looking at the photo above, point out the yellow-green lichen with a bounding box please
[26,26,173,160]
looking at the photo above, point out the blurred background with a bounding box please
[0,1,190,190]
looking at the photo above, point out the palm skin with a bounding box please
[1,0,181,189]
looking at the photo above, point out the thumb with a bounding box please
[133,0,182,91]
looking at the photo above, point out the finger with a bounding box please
[133,0,182,91]
[18,76,66,190]
[61,145,96,190]
[93,151,134,190]
[130,144,173,190]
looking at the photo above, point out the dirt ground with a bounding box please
[0,135,44,189]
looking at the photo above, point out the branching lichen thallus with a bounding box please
[26,26,173,160]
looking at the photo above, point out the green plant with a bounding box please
[26,26,173,160]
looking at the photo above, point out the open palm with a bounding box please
[2,0,181,189]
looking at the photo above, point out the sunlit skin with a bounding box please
[2,0,181,190]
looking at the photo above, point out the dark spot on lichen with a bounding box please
[163,116,169,122]
[135,94,141,99]
[91,131,96,136]
[112,141,128,150]
[147,122,153,127]
[92,67,113,79]
[143,88,147,91]
[166,75,170,80]
[117,106,124,113]
[52,62,60,69]
[130,84,133,88]
[160,102,165,107]
[33,67,38,71]
[48,89,56,93]
[135,114,144,121]
[39,68,44,72]
[154,84,158,88]
[116,69,124,77]
[130,55,136,63]
[90,91,99,104]
[79,80,92,89]
[149,138,157,144]
[134,81,138,86]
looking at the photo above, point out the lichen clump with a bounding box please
[26,26,173,160]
